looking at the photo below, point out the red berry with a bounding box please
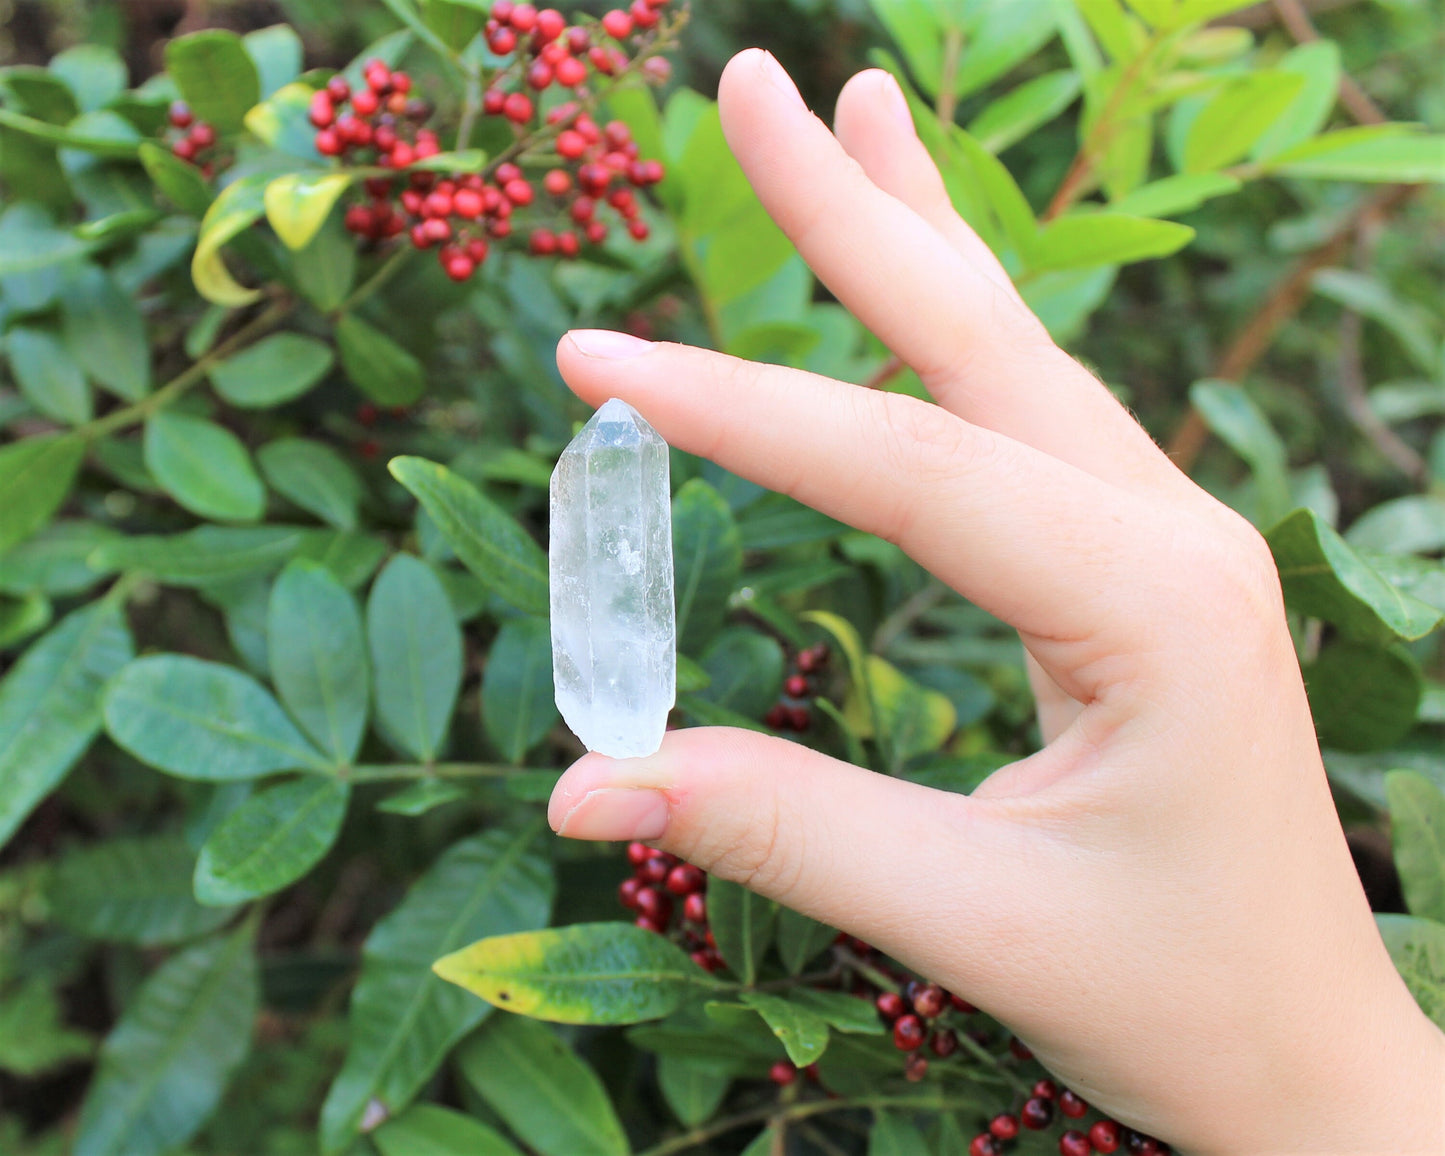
[415,134,440,159]
[503,92,534,123]
[391,72,412,95]
[315,128,342,156]
[567,26,590,53]
[358,403,379,427]
[689,948,715,971]
[489,26,518,54]
[634,886,671,923]
[892,1014,924,1051]
[443,252,476,282]
[569,196,596,224]
[495,161,523,183]
[911,983,945,1018]
[423,191,452,218]
[630,0,660,28]
[374,124,399,152]
[556,129,586,159]
[509,3,537,32]
[585,220,608,244]
[1021,1097,1054,1130]
[928,1028,958,1057]
[903,1052,928,1082]
[1034,1078,1059,1100]
[637,855,669,886]
[467,238,490,264]
[634,914,665,934]
[787,706,810,732]
[544,169,572,196]
[589,45,620,74]
[365,177,393,198]
[309,92,336,128]
[400,189,424,216]
[555,56,587,87]
[344,205,374,234]
[601,8,633,38]
[527,60,554,90]
[642,56,671,83]
[390,141,416,168]
[168,101,194,128]
[410,223,432,248]
[1009,1036,1034,1061]
[352,87,380,116]
[492,0,515,20]
[767,1060,795,1086]
[1060,1089,1088,1118]
[1089,1122,1121,1154]
[421,217,451,243]
[540,39,570,65]
[190,122,216,148]
[327,76,352,103]
[576,115,602,143]
[366,64,392,93]
[989,1114,1020,1141]
[483,88,507,115]
[682,892,706,923]
[608,187,636,213]
[764,704,789,729]
[950,993,978,1014]
[489,218,512,238]
[626,840,652,866]
[604,119,632,149]
[875,991,906,1021]
[359,439,381,460]
[504,178,534,206]
[453,188,484,219]
[665,863,704,895]
[969,1136,1002,1156]
[1060,1132,1093,1156]
[784,674,809,699]
[618,876,643,908]
[535,8,565,42]
[173,137,198,161]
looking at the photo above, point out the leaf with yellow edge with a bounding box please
[265,172,354,251]
[192,176,268,306]
[433,922,724,1025]
[865,655,957,770]
[802,610,873,733]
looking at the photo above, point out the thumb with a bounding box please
[547,727,1021,970]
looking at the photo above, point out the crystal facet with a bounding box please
[550,398,675,758]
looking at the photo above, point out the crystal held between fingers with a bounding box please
[549,398,675,758]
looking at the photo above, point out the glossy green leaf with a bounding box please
[434,922,719,1024]
[1110,172,1241,218]
[776,906,837,977]
[74,927,257,1156]
[376,778,467,815]
[1075,0,1142,60]
[707,877,776,986]
[1252,41,1341,160]
[1190,380,1291,528]
[1029,212,1194,273]
[0,603,132,850]
[244,25,304,99]
[367,555,463,762]
[1267,508,1442,644]
[269,561,368,762]
[657,1054,733,1127]
[967,68,1082,154]
[867,0,944,95]
[59,264,150,400]
[319,823,553,1152]
[165,31,261,133]
[137,140,212,216]
[456,1014,628,1156]
[243,81,324,160]
[865,656,958,769]
[953,0,1057,99]
[482,616,557,763]
[50,836,237,946]
[265,171,354,251]
[2,65,79,124]
[90,525,312,587]
[192,175,267,307]
[672,480,743,654]
[210,332,336,408]
[389,457,549,617]
[257,439,363,530]
[696,628,785,720]
[739,991,829,1066]
[0,433,86,556]
[336,314,426,406]
[0,520,110,595]
[1304,642,1422,753]
[1262,126,1445,184]
[1386,771,1445,924]
[1376,914,1445,1031]
[1346,496,1445,556]
[195,776,350,906]
[104,654,331,779]
[144,412,266,523]
[49,45,126,113]
[1183,71,1304,173]
[373,1105,521,1156]
[6,324,91,424]
[787,987,885,1035]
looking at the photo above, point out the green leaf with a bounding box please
[866,656,958,769]
[1028,212,1194,273]
[366,555,463,762]
[776,906,837,977]
[870,1112,930,1156]
[258,438,363,530]
[456,1014,629,1156]
[0,591,51,648]
[144,412,266,523]
[336,314,426,406]
[1251,41,1341,160]
[787,987,885,1035]
[137,140,212,216]
[0,605,131,851]
[2,65,79,124]
[1111,172,1240,217]
[0,434,86,563]
[265,172,355,251]
[192,175,268,307]
[0,202,84,291]
[1267,508,1442,644]
[953,0,1057,99]
[210,332,336,408]
[482,616,558,763]
[1190,380,1291,528]
[672,480,743,654]
[967,69,1082,154]
[657,1054,733,1127]
[1263,125,1445,184]
[6,324,91,424]
[319,823,553,1152]
[696,628,785,720]
[373,1105,521,1156]
[74,927,257,1156]
[50,836,237,946]
[707,877,776,986]
[243,81,325,160]
[868,0,944,96]
[1347,496,1445,556]
[434,922,719,1024]
[1312,270,1440,377]
[104,654,331,779]
[194,776,350,906]
[1376,913,1445,1030]
[59,264,150,400]
[376,778,467,815]
[291,210,358,311]
[0,520,115,597]
[269,560,369,762]
[739,991,829,1066]
[89,524,312,587]
[423,0,488,51]
[244,25,304,99]
[1182,70,1305,173]
[0,976,94,1077]
[1386,771,1445,924]
[165,31,261,134]
[1304,642,1422,753]
[389,457,549,617]
[1075,0,1142,60]
[50,45,127,113]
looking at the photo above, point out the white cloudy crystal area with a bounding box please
[550,398,675,758]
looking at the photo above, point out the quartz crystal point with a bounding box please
[550,398,675,758]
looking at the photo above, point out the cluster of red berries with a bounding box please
[308,62,436,165]
[166,101,218,175]
[969,1079,1171,1156]
[765,643,830,733]
[870,969,975,1083]
[619,842,720,972]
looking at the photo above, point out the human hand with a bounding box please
[545,49,1445,1155]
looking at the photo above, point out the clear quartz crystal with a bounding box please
[550,398,675,758]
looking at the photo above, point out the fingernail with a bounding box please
[554,788,670,841]
[757,50,806,111]
[883,73,914,133]
[567,329,654,359]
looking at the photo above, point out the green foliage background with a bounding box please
[0,0,1443,1153]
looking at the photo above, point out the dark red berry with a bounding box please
[989,1114,1020,1141]
[566,26,590,53]
[168,101,193,128]
[358,403,379,427]
[630,0,659,28]
[639,854,670,885]
[1060,1131,1092,1156]
[682,892,706,923]
[767,1060,795,1086]
[1059,1089,1088,1118]
[928,1028,958,1058]
[618,877,643,908]
[344,205,374,234]
[1034,1078,1059,1100]
[359,439,381,460]
[527,60,554,90]
[1009,1036,1034,1061]
[911,983,945,1018]
[503,92,534,123]
[352,87,380,116]
[1089,1122,1121,1154]
[903,1052,928,1081]
[315,128,342,156]
[1021,1097,1054,1130]
[875,991,905,1021]
[190,122,216,148]
[665,863,704,895]
[600,8,633,38]
[634,913,665,934]
[969,1136,1002,1156]
[765,704,789,729]
[172,137,198,161]
[950,993,977,1014]
[784,675,809,699]
[327,76,351,103]
[633,887,671,922]
[483,88,507,115]
[787,706,810,732]
[892,1014,924,1051]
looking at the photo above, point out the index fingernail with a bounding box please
[553,788,670,841]
[757,50,806,112]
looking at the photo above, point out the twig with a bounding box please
[1272,0,1387,124]
[336,247,413,316]
[862,354,905,391]
[936,27,964,128]
[872,579,949,654]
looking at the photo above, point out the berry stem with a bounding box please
[335,246,414,315]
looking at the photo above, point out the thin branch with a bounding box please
[873,579,949,654]
[862,354,905,391]
[936,27,964,128]
[345,762,523,782]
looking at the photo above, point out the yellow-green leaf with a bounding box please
[264,172,354,251]
[192,176,268,306]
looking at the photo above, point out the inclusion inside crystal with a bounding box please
[549,398,675,758]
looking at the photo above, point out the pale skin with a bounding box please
[545,50,1445,1155]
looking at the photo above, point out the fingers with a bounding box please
[558,331,1191,689]
[832,69,1022,307]
[717,50,1181,499]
